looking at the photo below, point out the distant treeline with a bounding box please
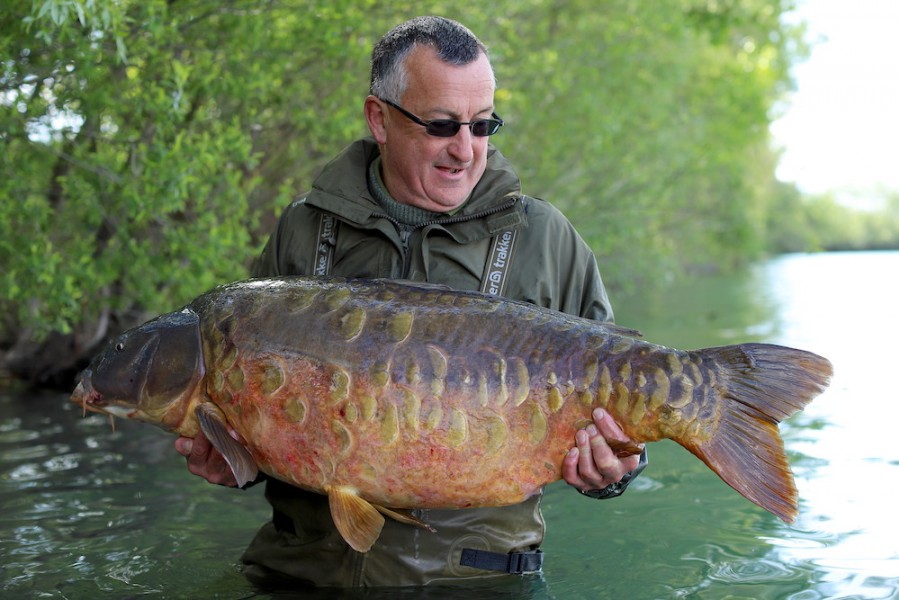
[767,186,899,252]
[1,0,867,386]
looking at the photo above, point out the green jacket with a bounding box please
[242,138,614,588]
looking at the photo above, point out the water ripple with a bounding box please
[4,252,899,600]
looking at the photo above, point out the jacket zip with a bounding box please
[398,226,414,277]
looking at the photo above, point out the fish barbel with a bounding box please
[70,277,832,552]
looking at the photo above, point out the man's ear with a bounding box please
[364,95,388,144]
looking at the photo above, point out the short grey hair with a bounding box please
[369,16,493,103]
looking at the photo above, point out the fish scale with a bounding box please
[71,276,833,553]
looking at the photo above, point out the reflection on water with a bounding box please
[1,251,897,599]
[0,393,270,598]
[760,252,899,600]
[541,251,899,600]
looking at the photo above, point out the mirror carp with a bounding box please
[71,277,833,552]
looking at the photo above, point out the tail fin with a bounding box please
[682,343,832,523]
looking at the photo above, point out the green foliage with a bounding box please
[2,0,382,345]
[1,0,819,379]
[485,0,806,289]
[767,189,899,252]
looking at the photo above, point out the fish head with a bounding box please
[71,308,205,430]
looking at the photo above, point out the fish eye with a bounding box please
[115,342,125,352]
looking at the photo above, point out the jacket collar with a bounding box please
[304,138,525,235]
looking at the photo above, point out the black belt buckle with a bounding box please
[460,548,544,574]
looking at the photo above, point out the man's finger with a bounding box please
[174,437,193,457]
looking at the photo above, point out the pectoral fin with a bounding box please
[195,403,258,487]
[326,485,385,553]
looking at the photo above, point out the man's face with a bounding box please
[372,46,496,212]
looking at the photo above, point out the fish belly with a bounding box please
[193,278,643,508]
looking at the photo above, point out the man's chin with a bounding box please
[416,190,472,213]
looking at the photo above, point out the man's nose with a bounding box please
[446,125,475,163]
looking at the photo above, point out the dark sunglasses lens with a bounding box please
[426,120,461,137]
[423,118,502,137]
[471,120,499,137]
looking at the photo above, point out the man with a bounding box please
[175,16,646,589]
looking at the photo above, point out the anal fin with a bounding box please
[375,506,436,532]
[326,485,385,553]
[195,403,259,487]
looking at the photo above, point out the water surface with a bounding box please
[2,251,897,599]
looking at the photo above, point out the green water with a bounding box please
[2,251,897,599]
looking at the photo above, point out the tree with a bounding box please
[1,0,382,384]
[1,0,807,387]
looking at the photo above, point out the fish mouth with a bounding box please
[72,370,104,414]
[71,371,132,432]
[71,370,135,424]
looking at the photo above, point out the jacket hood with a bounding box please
[304,138,524,229]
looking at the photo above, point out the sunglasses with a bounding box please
[382,99,504,138]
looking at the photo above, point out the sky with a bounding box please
[770,0,899,207]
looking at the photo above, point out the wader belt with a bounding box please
[460,548,543,574]
[274,508,542,574]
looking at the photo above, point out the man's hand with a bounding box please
[174,431,239,487]
[562,408,642,492]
